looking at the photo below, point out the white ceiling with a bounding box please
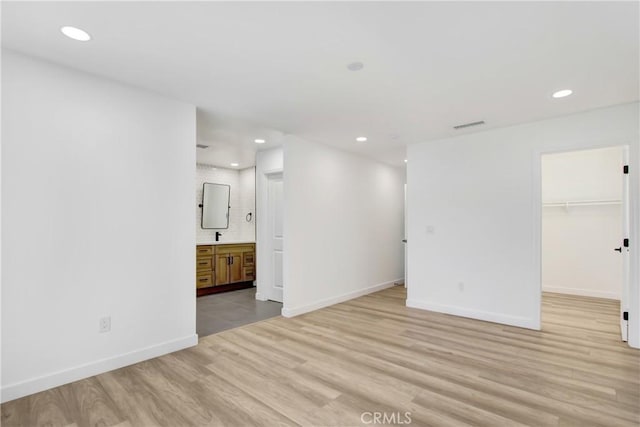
[3,2,638,168]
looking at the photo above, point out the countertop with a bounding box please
[196,240,255,246]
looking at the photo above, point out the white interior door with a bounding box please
[620,148,630,341]
[404,183,407,288]
[267,173,284,303]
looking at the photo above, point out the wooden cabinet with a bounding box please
[216,250,245,285]
[230,254,243,283]
[215,254,230,285]
[196,257,212,271]
[196,272,214,288]
[196,245,215,289]
[214,253,243,285]
[196,245,214,257]
[242,267,255,282]
[196,243,255,295]
[242,249,255,281]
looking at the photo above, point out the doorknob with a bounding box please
[614,247,622,253]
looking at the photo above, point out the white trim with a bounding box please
[255,292,268,301]
[1,334,198,403]
[542,285,619,301]
[281,279,401,318]
[406,299,538,330]
[263,168,284,176]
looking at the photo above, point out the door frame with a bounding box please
[621,146,630,341]
[533,142,638,347]
[255,168,284,303]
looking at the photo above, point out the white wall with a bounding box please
[239,166,256,239]
[195,164,255,244]
[542,147,624,299]
[255,147,283,302]
[407,103,639,347]
[1,50,197,402]
[282,136,405,316]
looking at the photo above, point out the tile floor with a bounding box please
[196,287,283,337]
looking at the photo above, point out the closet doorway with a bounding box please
[541,146,629,342]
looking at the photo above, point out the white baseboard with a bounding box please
[405,299,539,330]
[542,285,619,300]
[255,292,268,301]
[1,334,198,403]
[281,279,402,318]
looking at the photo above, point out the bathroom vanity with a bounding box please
[196,242,255,296]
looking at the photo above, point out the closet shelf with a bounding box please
[543,199,622,208]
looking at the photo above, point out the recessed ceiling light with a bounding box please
[347,62,364,71]
[230,162,239,167]
[552,89,573,99]
[60,26,91,42]
[356,136,367,142]
[254,139,266,144]
[404,159,408,163]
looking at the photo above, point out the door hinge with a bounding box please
[624,238,629,248]
[623,311,629,321]
[623,165,629,174]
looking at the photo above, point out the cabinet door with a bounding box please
[229,254,243,283]
[215,254,230,285]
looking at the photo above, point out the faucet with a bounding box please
[215,231,222,242]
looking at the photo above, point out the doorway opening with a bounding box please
[540,146,629,342]
[195,163,282,337]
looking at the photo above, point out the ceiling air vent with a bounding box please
[453,120,485,130]
[196,144,209,149]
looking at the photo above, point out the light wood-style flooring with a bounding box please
[2,287,639,426]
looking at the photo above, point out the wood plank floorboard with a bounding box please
[2,287,639,426]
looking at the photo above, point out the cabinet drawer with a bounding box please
[196,273,214,288]
[243,252,255,266]
[196,245,214,256]
[215,244,254,255]
[243,267,255,281]
[196,257,213,272]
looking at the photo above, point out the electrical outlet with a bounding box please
[458,282,465,291]
[99,316,111,333]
